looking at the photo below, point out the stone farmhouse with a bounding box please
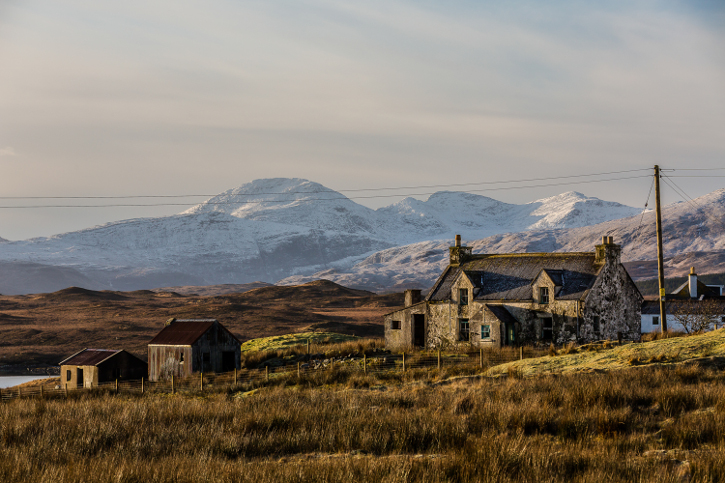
[384,235,642,350]
[59,349,147,389]
[148,318,241,382]
[642,267,725,333]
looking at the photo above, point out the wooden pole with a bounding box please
[307,339,310,355]
[171,374,175,394]
[141,378,144,394]
[437,348,441,370]
[297,362,301,378]
[200,372,203,392]
[115,379,118,394]
[520,346,524,360]
[18,387,21,398]
[234,368,237,386]
[64,383,68,397]
[402,352,406,372]
[0,387,3,401]
[654,165,668,332]
[363,354,367,375]
[40,385,44,398]
[266,366,269,382]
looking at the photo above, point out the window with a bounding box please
[652,316,659,326]
[66,370,71,382]
[391,320,401,330]
[481,324,491,339]
[542,318,553,341]
[459,288,469,306]
[459,319,470,341]
[539,287,549,304]
[203,353,210,363]
[593,316,600,334]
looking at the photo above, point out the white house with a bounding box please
[642,267,725,333]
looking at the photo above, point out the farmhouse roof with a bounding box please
[59,348,121,366]
[428,253,600,302]
[149,320,216,345]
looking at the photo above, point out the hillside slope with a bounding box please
[488,329,725,377]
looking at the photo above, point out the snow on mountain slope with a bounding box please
[278,188,725,291]
[0,177,684,294]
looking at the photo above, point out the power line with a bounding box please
[661,175,725,234]
[0,175,651,209]
[634,176,655,243]
[0,168,651,201]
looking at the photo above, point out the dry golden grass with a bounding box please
[1,364,724,482]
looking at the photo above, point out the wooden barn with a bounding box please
[59,349,148,389]
[147,318,241,382]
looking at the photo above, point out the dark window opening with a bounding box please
[459,289,469,306]
[66,370,71,382]
[391,320,401,330]
[652,316,659,326]
[180,352,185,363]
[76,368,84,388]
[481,324,491,339]
[203,353,210,363]
[459,319,470,342]
[542,318,553,341]
[539,287,549,304]
[593,316,600,334]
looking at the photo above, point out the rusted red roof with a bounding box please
[148,320,215,345]
[59,349,120,366]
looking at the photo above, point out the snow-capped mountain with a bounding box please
[0,178,719,295]
[279,188,725,291]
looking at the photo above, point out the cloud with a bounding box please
[0,147,16,157]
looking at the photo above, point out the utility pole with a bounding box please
[654,165,668,332]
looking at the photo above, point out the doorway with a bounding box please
[413,314,425,347]
[221,351,236,372]
[76,368,84,388]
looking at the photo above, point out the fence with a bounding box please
[0,346,548,403]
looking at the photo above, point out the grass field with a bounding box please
[240,331,361,352]
[2,330,725,482]
[488,328,725,377]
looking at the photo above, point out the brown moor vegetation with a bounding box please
[0,281,401,367]
[1,363,724,482]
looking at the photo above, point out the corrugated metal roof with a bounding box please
[59,349,120,366]
[428,253,600,302]
[149,321,215,345]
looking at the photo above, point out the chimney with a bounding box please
[689,267,697,299]
[449,234,472,266]
[405,289,422,307]
[595,235,621,265]
[165,317,176,326]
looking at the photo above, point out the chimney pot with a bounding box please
[689,267,698,298]
[602,236,607,245]
[455,234,461,247]
[607,236,613,244]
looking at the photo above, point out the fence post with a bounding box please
[200,372,203,392]
[141,378,145,394]
[18,386,21,398]
[363,354,367,375]
[520,346,523,360]
[234,368,237,386]
[438,348,441,370]
[0,387,3,401]
[266,366,269,382]
[402,352,406,372]
[307,339,310,356]
[40,385,44,398]
[171,374,175,394]
[297,362,301,378]
[480,348,483,369]
[64,383,68,397]
[115,379,119,394]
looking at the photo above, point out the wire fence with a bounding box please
[0,346,549,403]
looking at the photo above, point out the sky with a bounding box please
[1,0,724,240]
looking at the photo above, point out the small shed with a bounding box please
[59,349,148,389]
[147,318,241,382]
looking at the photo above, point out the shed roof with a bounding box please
[428,253,600,302]
[59,349,120,366]
[149,320,216,345]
